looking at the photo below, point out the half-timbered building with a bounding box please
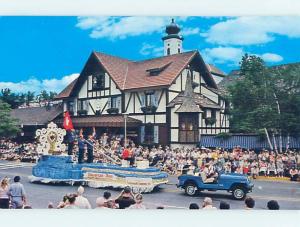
[55,19,230,148]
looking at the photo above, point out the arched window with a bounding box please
[167,48,170,55]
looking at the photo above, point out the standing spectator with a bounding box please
[115,186,135,209]
[202,197,217,210]
[219,201,230,210]
[128,194,146,209]
[95,198,109,209]
[267,200,280,210]
[74,186,91,209]
[9,176,26,209]
[57,195,69,209]
[0,177,10,209]
[245,197,255,210]
[64,194,79,209]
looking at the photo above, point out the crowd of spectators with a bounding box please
[91,135,300,181]
[1,136,300,181]
[0,140,38,163]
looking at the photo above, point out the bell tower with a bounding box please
[162,19,184,56]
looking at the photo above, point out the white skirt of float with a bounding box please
[86,180,155,193]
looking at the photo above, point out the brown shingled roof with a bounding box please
[94,51,198,90]
[206,64,226,77]
[55,78,78,100]
[57,50,219,99]
[11,104,63,126]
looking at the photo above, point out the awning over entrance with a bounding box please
[55,115,142,128]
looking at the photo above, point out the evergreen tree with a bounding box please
[0,99,20,138]
[228,54,300,136]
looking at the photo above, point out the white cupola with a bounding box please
[162,19,184,56]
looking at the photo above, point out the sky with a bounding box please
[0,16,300,94]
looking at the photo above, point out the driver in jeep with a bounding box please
[201,163,218,183]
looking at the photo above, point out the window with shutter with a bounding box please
[117,96,121,110]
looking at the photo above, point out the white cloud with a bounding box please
[202,46,244,65]
[203,16,300,45]
[76,16,194,40]
[139,43,163,57]
[181,27,200,36]
[260,53,283,63]
[0,73,79,94]
[201,46,283,65]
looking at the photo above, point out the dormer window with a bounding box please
[92,73,105,90]
[146,62,172,76]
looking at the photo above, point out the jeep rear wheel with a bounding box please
[232,187,246,200]
[185,183,198,196]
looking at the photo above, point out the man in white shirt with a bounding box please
[74,186,91,209]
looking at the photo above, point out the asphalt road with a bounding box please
[0,160,300,209]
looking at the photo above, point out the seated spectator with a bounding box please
[219,201,230,210]
[202,197,217,210]
[267,200,280,210]
[245,197,255,210]
[189,203,199,209]
[289,167,299,181]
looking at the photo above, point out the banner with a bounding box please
[63,111,74,130]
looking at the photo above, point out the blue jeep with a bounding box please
[177,172,254,200]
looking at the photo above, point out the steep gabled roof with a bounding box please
[55,78,78,100]
[125,51,198,90]
[57,50,219,99]
[206,64,226,77]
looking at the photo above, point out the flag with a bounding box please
[63,111,74,130]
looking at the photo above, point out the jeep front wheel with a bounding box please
[185,183,198,196]
[232,187,246,200]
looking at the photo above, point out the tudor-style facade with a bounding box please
[55,20,229,148]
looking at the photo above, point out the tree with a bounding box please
[227,54,300,137]
[25,91,35,106]
[0,99,20,138]
[0,88,25,109]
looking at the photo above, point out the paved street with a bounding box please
[0,160,299,209]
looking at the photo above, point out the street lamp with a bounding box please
[123,113,128,147]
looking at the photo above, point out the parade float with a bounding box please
[28,122,168,193]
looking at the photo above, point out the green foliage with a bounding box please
[227,54,300,135]
[1,88,25,109]
[0,100,20,138]
[0,89,57,109]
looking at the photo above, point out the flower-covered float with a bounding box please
[28,123,168,193]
